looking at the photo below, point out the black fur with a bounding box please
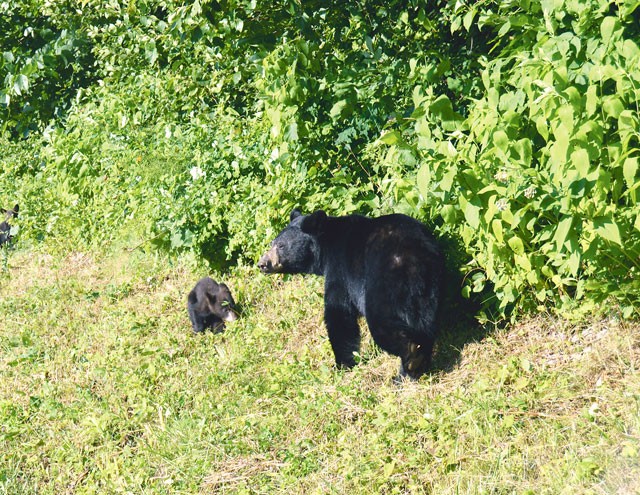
[187,277,238,333]
[259,209,444,380]
[0,204,19,246]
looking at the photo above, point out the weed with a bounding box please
[0,249,638,494]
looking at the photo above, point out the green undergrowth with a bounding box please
[0,247,639,494]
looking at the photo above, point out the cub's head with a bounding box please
[213,283,239,323]
[0,204,19,246]
[2,204,19,221]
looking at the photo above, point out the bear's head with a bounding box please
[258,209,323,275]
[211,282,239,323]
[2,204,19,221]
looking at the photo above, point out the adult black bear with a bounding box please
[258,209,444,380]
[187,277,238,333]
[0,204,19,246]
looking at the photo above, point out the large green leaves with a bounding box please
[391,0,640,319]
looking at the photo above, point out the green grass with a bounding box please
[1,247,639,494]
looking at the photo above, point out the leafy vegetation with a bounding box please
[1,2,639,313]
[1,250,638,493]
[1,3,639,490]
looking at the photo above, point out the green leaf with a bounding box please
[514,376,529,390]
[622,39,640,61]
[170,231,184,249]
[508,236,525,255]
[461,285,471,299]
[145,41,158,64]
[459,195,480,229]
[493,130,509,153]
[549,126,570,168]
[623,157,638,188]
[440,166,458,192]
[284,122,298,142]
[558,106,574,134]
[463,9,476,31]
[585,85,598,117]
[440,205,457,224]
[600,17,620,43]
[553,217,573,250]
[498,20,511,38]
[379,131,401,145]
[535,116,549,141]
[602,96,624,119]
[618,110,637,134]
[515,253,531,271]
[566,251,581,276]
[417,165,431,198]
[329,99,348,119]
[429,95,454,121]
[571,148,590,178]
[514,138,532,166]
[593,217,622,245]
[14,74,28,95]
[492,219,504,244]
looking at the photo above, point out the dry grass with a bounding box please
[202,454,286,491]
[1,248,639,494]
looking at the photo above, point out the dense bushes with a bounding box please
[1,0,638,319]
[384,0,640,317]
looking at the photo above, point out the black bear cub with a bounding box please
[258,209,444,380]
[187,277,238,333]
[0,204,19,246]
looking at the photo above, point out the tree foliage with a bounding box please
[1,0,638,319]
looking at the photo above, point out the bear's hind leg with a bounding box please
[324,304,361,369]
[188,306,207,333]
[399,339,435,380]
[367,318,435,381]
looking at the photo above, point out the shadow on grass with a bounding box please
[432,296,493,374]
[429,234,498,374]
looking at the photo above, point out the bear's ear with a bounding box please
[300,210,327,235]
[290,209,302,221]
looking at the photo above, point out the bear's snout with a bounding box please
[257,253,272,272]
[224,309,239,322]
[258,246,282,273]
[258,248,280,273]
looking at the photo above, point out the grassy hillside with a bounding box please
[1,247,638,494]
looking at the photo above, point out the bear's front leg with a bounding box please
[188,308,206,333]
[324,302,361,369]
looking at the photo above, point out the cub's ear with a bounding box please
[300,210,327,235]
[290,209,302,221]
[3,204,18,217]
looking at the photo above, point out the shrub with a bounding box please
[382,0,640,318]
